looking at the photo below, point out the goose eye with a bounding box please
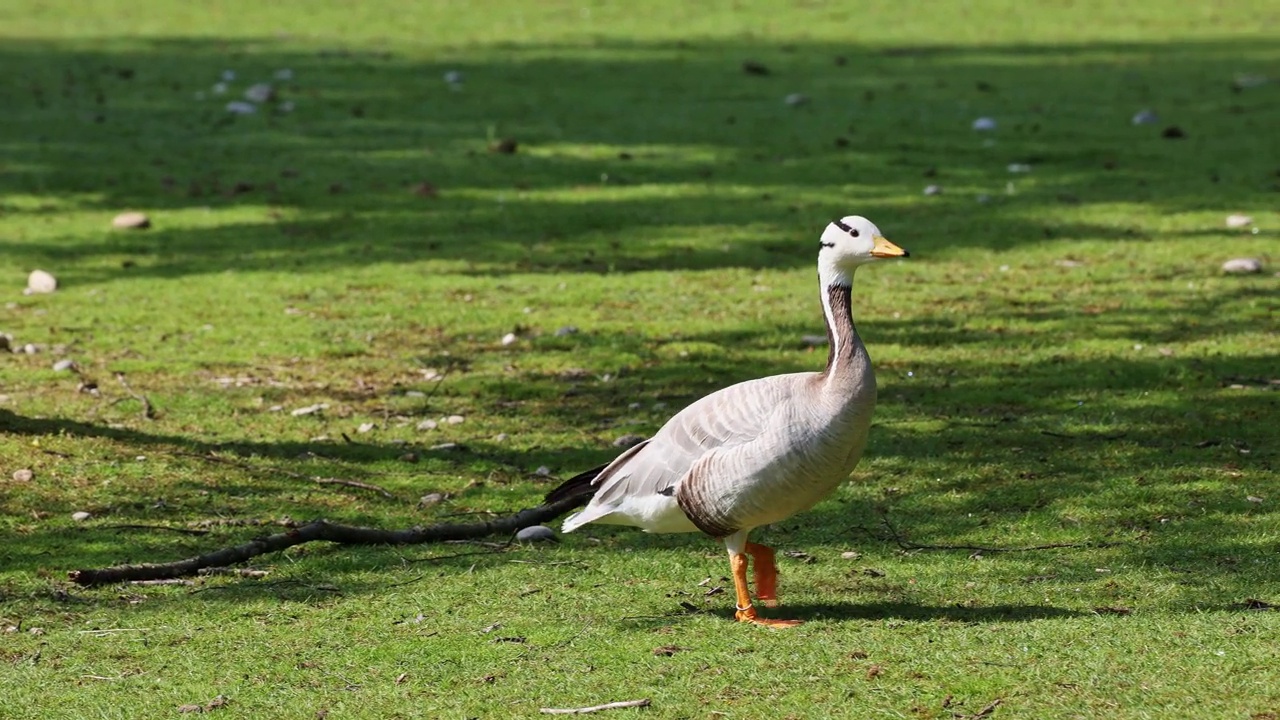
[849,229,860,238]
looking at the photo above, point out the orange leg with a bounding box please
[731,551,802,628]
[745,541,779,607]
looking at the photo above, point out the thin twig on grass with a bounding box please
[102,524,210,536]
[954,698,1002,719]
[540,699,651,714]
[114,372,156,420]
[68,495,583,586]
[176,451,396,500]
[855,512,1120,555]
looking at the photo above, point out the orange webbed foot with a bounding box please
[734,605,803,628]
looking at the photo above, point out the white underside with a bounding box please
[562,492,699,534]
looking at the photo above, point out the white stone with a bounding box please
[1225,214,1253,228]
[1222,258,1263,274]
[417,419,438,431]
[357,422,375,433]
[972,117,997,131]
[26,270,57,294]
[290,402,329,416]
[1131,109,1159,125]
[72,511,92,522]
[112,212,151,230]
[12,468,33,482]
[446,414,465,425]
[923,184,942,196]
[500,332,518,346]
[52,359,76,372]
[244,83,274,103]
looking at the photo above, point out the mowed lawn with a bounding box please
[1,1,1278,717]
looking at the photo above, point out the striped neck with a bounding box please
[818,277,863,382]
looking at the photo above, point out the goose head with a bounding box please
[818,215,909,284]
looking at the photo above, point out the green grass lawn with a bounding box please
[2,0,1278,717]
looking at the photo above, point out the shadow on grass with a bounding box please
[1,35,1278,282]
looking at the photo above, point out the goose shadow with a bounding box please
[715,601,1086,624]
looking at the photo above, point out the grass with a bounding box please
[1,0,1278,717]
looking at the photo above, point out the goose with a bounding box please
[546,216,908,627]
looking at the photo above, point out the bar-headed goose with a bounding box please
[546,216,908,627]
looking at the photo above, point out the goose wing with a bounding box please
[564,373,809,530]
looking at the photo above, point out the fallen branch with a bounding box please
[540,699,651,715]
[312,476,395,499]
[68,496,581,586]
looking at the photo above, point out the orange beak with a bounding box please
[870,236,909,258]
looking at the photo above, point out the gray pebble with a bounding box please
[52,359,77,372]
[923,184,943,196]
[613,433,646,448]
[1222,257,1263,274]
[554,326,579,337]
[71,511,92,522]
[515,525,558,542]
[418,492,445,508]
[800,334,828,347]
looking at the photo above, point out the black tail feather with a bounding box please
[543,463,609,507]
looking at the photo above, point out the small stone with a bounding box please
[923,184,942,196]
[225,100,257,115]
[26,269,58,294]
[12,469,33,482]
[446,414,465,425]
[515,525,557,543]
[1131,109,1159,125]
[500,333,518,346]
[613,433,646,448]
[21,343,40,354]
[535,466,552,476]
[244,83,274,103]
[1222,258,1263,274]
[554,326,579,337]
[841,551,861,560]
[417,419,438,431]
[111,212,151,230]
[52,359,77,372]
[784,93,810,106]
[1225,214,1253,228]
[72,511,92,522]
[972,117,997,131]
[1006,163,1032,173]
[493,433,509,442]
[290,402,329,417]
[418,492,445,508]
[357,422,376,433]
[428,442,460,451]
[1246,495,1264,503]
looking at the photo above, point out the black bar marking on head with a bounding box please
[833,218,853,233]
